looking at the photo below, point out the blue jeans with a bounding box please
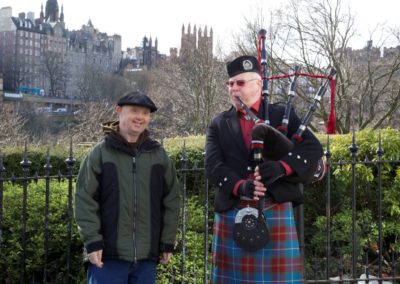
[87,259,157,284]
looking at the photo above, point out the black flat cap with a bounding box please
[226,55,260,78]
[117,91,157,112]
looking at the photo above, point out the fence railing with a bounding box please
[1,132,400,283]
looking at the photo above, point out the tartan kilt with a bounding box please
[210,201,303,284]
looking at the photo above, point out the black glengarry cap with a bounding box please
[226,55,260,78]
[117,91,157,112]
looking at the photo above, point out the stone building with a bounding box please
[0,4,67,96]
[66,20,121,97]
[180,23,213,59]
[0,0,121,98]
[120,35,163,73]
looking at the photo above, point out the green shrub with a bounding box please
[0,180,85,283]
[163,135,206,169]
[0,144,89,177]
[157,196,212,283]
[304,128,400,275]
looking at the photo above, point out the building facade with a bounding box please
[66,20,121,97]
[0,5,67,96]
[0,0,121,98]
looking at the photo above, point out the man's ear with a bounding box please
[115,105,122,113]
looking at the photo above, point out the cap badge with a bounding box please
[242,59,253,71]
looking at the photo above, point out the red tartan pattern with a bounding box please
[239,255,256,273]
[213,218,230,240]
[215,252,230,270]
[210,202,303,283]
[271,225,288,242]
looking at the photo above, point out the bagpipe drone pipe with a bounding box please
[241,29,337,182]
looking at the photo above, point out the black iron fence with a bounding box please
[1,132,400,283]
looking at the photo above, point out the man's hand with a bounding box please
[87,250,103,268]
[160,252,173,264]
[238,179,266,200]
[255,160,285,186]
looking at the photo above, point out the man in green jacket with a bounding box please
[75,91,181,284]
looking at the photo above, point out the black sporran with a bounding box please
[233,206,270,252]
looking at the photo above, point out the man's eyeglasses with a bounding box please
[225,78,259,88]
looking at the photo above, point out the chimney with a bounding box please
[27,12,35,22]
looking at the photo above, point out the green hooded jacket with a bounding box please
[75,122,181,262]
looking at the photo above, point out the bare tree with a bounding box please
[98,73,130,103]
[42,50,69,97]
[347,42,400,131]
[0,104,28,145]
[75,64,103,101]
[76,64,129,103]
[123,70,152,94]
[280,0,356,132]
[285,0,400,132]
[59,101,115,144]
[151,47,227,136]
[2,53,30,92]
[230,0,400,133]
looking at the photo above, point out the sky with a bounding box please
[1,0,399,55]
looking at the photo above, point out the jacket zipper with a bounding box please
[132,156,137,263]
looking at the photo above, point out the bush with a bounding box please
[304,128,400,275]
[0,180,85,283]
[0,144,89,177]
[157,196,212,283]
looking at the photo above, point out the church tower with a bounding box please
[142,36,158,69]
[180,23,213,59]
[180,23,197,58]
[198,25,213,57]
[45,0,59,22]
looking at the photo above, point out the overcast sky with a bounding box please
[1,0,399,54]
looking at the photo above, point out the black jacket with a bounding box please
[205,101,323,212]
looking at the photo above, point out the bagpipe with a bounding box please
[242,29,337,181]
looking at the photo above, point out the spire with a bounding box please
[40,3,44,20]
[60,4,64,22]
[45,0,59,22]
[142,36,148,47]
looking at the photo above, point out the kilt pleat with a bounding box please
[210,202,303,284]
